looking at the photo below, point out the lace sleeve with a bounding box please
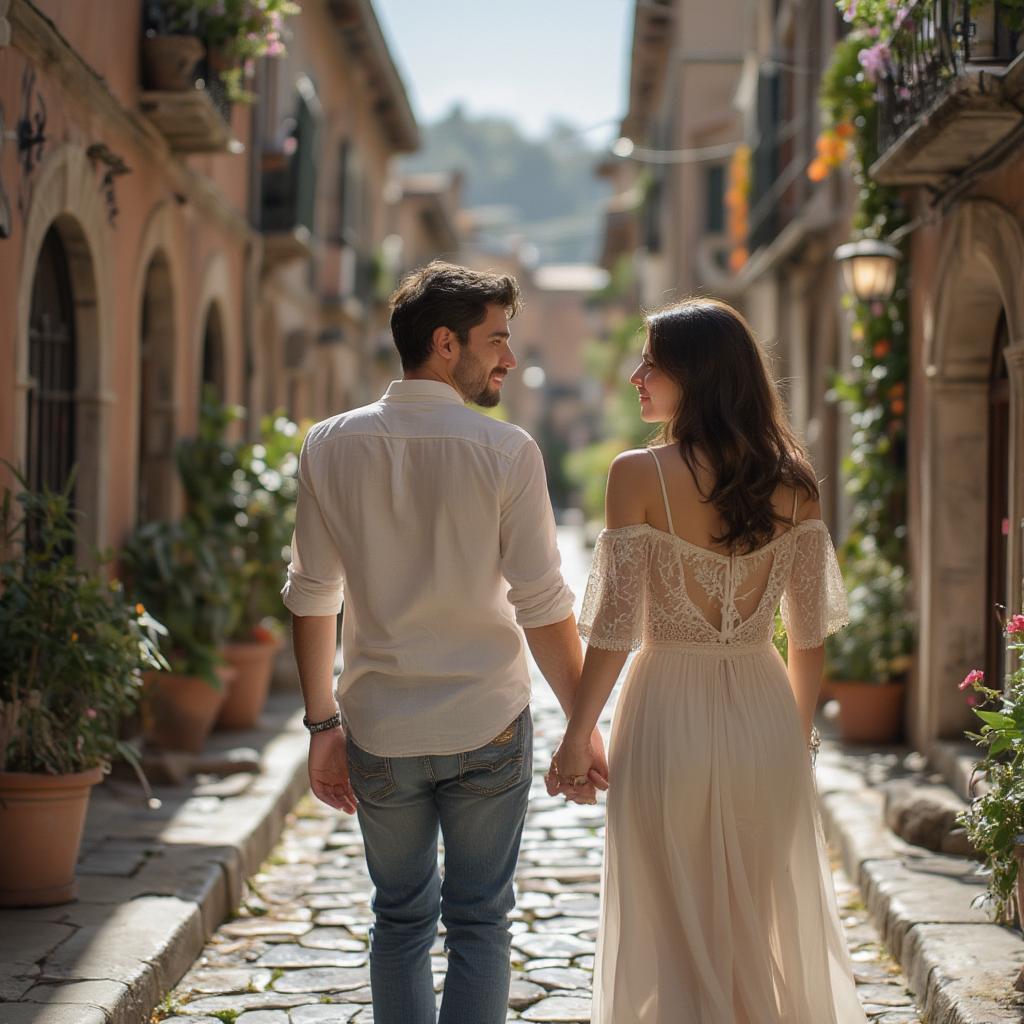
[780,523,849,650]
[579,527,649,651]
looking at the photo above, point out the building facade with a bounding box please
[609,0,1024,759]
[0,0,418,556]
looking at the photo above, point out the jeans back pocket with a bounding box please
[346,735,397,802]
[458,707,532,796]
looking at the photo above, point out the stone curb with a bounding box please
[0,695,310,1024]
[816,745,1024,1024]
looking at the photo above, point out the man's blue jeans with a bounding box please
[346,706,533,1024]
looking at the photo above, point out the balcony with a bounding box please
[259,150,314,270]
[872,0,1024,186]
[140,44,238,154]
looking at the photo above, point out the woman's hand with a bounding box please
[546,728,609,804]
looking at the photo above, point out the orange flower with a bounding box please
[890,381,905,397]
[873,340,891,359]
[729,247,749,272]
[71,632,79,642]
[807,158,830,183]
[135,603,145,615]
[890,398,906,415]
[835,121,855,139]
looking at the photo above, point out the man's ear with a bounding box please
[432,326,459,364]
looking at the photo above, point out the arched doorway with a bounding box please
[26,226,77,505]
[200,303,226,404]
[916,198,1024,750]
[137,253,177,523]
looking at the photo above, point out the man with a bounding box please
[281,260,607,1024]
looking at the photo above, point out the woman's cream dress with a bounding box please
[580,454,865,1024]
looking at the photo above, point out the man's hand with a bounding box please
[308,727,357,814]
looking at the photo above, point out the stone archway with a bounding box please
[15,144,112,552]
[915,198,1024,752]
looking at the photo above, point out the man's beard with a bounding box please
[453,348,504,407]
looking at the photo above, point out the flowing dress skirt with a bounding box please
[591,643,867,1024]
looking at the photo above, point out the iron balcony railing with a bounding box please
[878,0,1020,156]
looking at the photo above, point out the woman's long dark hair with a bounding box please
[647,298,819,553]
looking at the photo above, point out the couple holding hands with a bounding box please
[282,261,867,1023]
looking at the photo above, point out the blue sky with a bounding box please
[373,1,636,143]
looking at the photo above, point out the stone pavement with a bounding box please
[150,694,923,1023]
[7,527,990,1024]
[0,695,310,1024]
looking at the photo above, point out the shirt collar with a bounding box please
[382,379,465,405]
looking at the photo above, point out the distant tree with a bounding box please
[400,106,611,264]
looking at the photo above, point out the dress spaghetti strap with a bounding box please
[790,487,800,526]
[647,449,676,536]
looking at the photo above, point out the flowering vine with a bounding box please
[816,2,914,679]
[725,144,752,273]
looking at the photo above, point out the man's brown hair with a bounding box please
[388,260,522,371]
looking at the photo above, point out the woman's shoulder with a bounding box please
[606,449,658,528]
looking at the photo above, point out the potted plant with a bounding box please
[141,2,206,92]
[825,539,914,743]
[121,518,236,753]
[161,0,300,103]
[959,613,1024,931]
[176,396,301,729]
[0,473,167,906]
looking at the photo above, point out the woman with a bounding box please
[548,299,867,1023]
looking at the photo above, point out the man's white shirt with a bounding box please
[282,379,574,756]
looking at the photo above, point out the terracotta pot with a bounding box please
[0,766,103,907]
[216,638,281,730]
[141,34,205,91]
[830,679,905,744]
[142,666,232,753]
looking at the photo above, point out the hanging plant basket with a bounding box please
[142,33,205,91]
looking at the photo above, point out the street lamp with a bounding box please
[833,238,902,303]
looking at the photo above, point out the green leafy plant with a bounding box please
[0,470,168,774]
[161,0,300,102]
[121,518,235,685]
[176,393,303,642]
[826,540,914,682]
[959,614,1024,919]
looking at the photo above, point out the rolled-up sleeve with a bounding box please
[500,439,575,628]
[280,438,346,617]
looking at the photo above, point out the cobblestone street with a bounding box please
[153,531,925,1024]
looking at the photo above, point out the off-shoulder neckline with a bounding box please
[598,519,829,562]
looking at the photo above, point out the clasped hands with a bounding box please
[545,727,609,805]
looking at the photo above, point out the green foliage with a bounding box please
[233,412,305,633]
[121,518,235,685]
[819,5,915,680]
[161,0,300,102]
[0,471,168,774]
[564,309,650,522]
[959,620,1024,920]
[175,392,304,640]
[826,539,914,681]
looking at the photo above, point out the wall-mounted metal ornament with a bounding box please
[87,143,131,226]
[0,102,12,239]
[18,66,46,176]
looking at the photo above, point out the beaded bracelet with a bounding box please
[303,711,341,734]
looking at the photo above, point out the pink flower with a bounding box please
[966,694,978,706]
[1007,614,1024,635]
[858,42,892,84]
[85,708,98,720]
[959,669,984,691]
